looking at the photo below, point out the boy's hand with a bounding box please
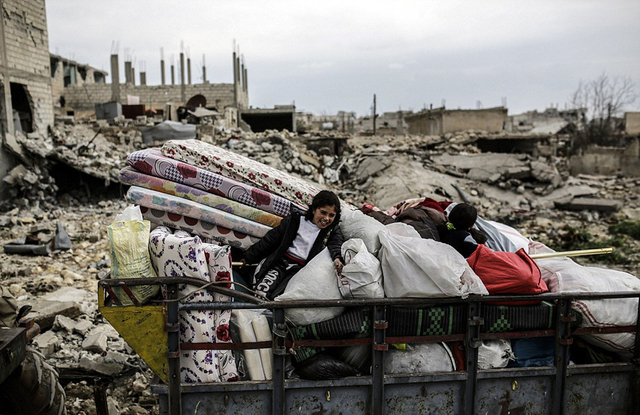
[334,258,344,274]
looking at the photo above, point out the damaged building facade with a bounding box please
[405,107,507,135]
[50,53,108,110]
[0,0,54,188]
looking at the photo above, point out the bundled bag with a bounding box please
[231,309,273,381]
[478,340,514,369]
[378,223,487,298]
[339,239,384,299]
[385,343,456,374]
[531,241,640,359]
[107,205,158,305]
[467,244,548,295]
[275,248,344,325]
[340,210,385,254]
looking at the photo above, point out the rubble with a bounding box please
[1,119,639,413]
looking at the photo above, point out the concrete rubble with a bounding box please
[1,119,639,414]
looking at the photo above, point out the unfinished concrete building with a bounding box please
[63,49,248,116]
[405,107,507,135]
[0,0,54,187]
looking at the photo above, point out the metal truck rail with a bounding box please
[98,277,640,415]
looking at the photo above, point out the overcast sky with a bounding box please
[46,1,640,117]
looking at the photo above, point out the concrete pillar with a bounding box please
[140,72,147,86]
[131,66,135,86]
[161,60,166,85]
[202,54,206,83]
[396,111,404,135]
[171,65,175,85]
[232,51,238,108]
[187,57,192,85]
[110,54,120,102]
[124,61,132,84]
[243,66,248,92]
[180,52,185,103]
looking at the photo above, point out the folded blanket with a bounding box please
[121,166,282,227]
[140,206,260,250]
[161,140,319,207]
[126,186,271,238]
[128,148,299,217]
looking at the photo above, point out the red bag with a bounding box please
[467,244,548,295]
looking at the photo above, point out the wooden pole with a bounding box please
[530,247,614,260]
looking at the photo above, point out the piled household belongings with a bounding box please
[108,138,640,382]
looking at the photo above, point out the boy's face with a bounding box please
[312,205,337,229]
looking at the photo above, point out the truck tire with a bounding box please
[0,347,67,415]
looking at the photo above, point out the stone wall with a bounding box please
[570,139,640,177]
[0,0,54,132]
[0,0,54,192]
[64,82,247,111]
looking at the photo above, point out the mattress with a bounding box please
[162,139,320,207]
[140,206,260,250]
[126,186,271,238]
[128,148,299,217]
[121,167,282,227]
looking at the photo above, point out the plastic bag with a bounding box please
[378,223,488,298]
[385,343,456,374]
[339,238,384,299]
[113,204,143,222]
[107,215,158,305]
[294,353,359,380]
[340,210,386,254]
[275,248,344,325]
[477,340,513,369]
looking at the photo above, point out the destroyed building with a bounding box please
[405,106,507,135]
[0,0,55,189]
[62,49,249,117]
[50,53,108,112]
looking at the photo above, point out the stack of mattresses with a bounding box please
[121,140,325,250]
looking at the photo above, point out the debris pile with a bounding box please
[1,120,639,412]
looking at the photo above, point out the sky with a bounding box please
[46,1,640,117]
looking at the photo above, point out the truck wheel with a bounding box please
[0,346,67,415]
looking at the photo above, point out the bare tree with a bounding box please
[569,73,637,149]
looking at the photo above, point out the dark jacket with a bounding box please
[441,229,478,258]
[396,207,441,241]
[244,210,344,282]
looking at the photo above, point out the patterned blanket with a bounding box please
[140,206,260,250]
[128,148,299,217]
[162,140,320,207]
[126,186,271,238]
[121,167,282,227]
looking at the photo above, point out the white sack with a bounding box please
[385,343,455,374]
[530,241,640,359]
[378,223,488,298]
[489,221,530,253]
[478,340,514,370]
[339,238,384,299]
[275,248,344,325]
[340,210,386,254]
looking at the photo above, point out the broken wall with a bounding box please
[63,83,246,111]
[570,139,640,177]
[406,107,506,135]
[625,112,640,135]
[443,107,506,134]
[0,0,54,190]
